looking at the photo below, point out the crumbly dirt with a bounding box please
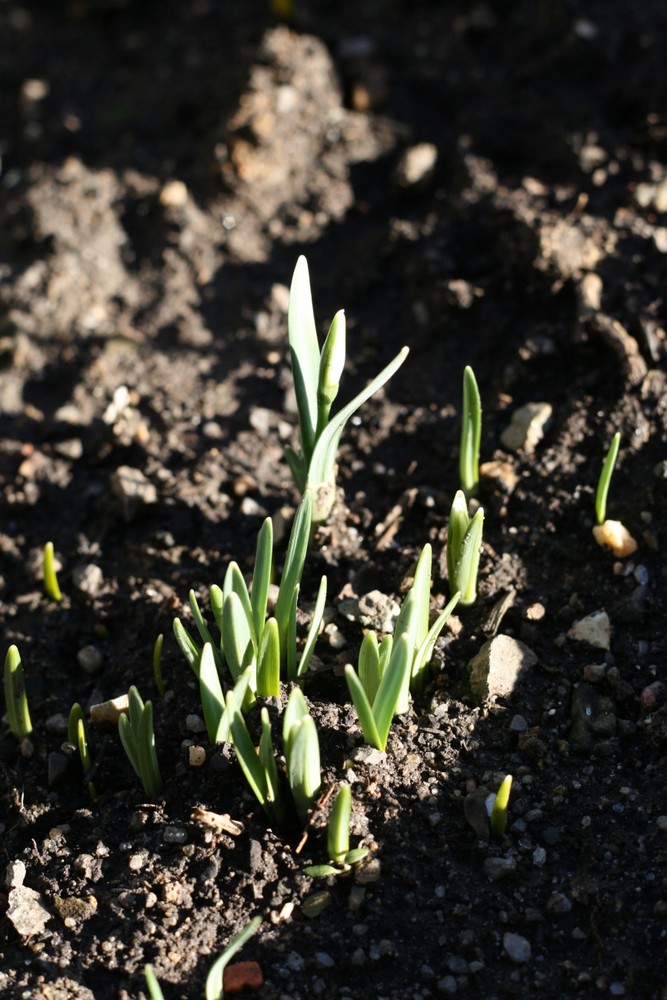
[1,2,666,999]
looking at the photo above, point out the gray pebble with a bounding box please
[546,892,572,915]
[77,645,103,674]
[503,931,531,963]
[484,856,517,880]
[437,976,457,995]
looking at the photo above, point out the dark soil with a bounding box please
[1,1,667,998]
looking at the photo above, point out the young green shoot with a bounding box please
[205,916,262,1000]
[459,366,482,498]
[446,490,484,605]
[595,431,620,526]
[43,541,63,602]
[345,545,460,749]
[3,645,32,739]
[173,490,326,699]
[489,774,512,838]
[152,633,165,697]
[228,687,320,825]
[118,686,162,799]
[304,783,369,877]
[145,916,262,1000]
[286,255,409,524]
[68,702,97,801]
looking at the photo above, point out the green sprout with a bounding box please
[173,490,326,699]
[3,645,32,739]
[459,366,482,498]
[152,633,165,697]
[43,541,63,602]
[228,687,321,825]
[145,916,262,1000]
[205,916,262,1000]
[68,702,97,801]
[595,431,621,525]
[489,774,512,838]
[304,783,369,877]
[345,545,460,750]
[446,490,484,605]
[118,686,162,799]
[344,636,411,752]
[198,644,253,745]
[285,255,409,524]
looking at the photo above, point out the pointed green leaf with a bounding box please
[228,695,268,811]
[296,575,327,681]
[595,431,621,525]
[222,592,255,681]
[327,783,351,863]
[257,617,280,698]
[205,916,262,1000]
[412,591,461,692]
[275,491,313,659]
[210,584,224,635]
[460,365,482,497]
[288,715,321,821]
[455,507,484,605]
[446,489,470,585]
[372,634,412,747]
[43,541,63,602]
[316,310,346,436]
[288,255,321,463]
[307,347,409,501]
[4,644,32,738]
[189,589,217,649]
[490,774,513,838]
[344,847,369,865]
[283,686,309,757]
[251,517,273,639]
[259,708,283,824]
[344,664,382,751]
[223,564,256,645]
[358,631,381,706]
[199,643,225,744]
[173,617,201,676]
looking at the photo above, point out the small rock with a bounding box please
[483,856,516,881]
[45,713,68,735]
[393,142,438,192]
[6,861,51,937]
[500,402,552,453]
[185,714,207,734]
[583,663,606,683]
[567,610,611,650]
[72,563,104,597]
[110,466,158,522]
[437,976,458,994]
[592,520,637,558]
[301,890,332,918]
[349,746,385,767]
[160,179,188,207]
[339,590,400,632]
[354,857,381,885]
[90,694,129,725]
[77,645,103,674]
[188,745,206,767]
[468,634,537,701]
[163,826,187,844]
[656,816,667,832]
[546,892,572,915]
[569,682,617,749]
[509,714,528,732]
[503,932,531,963]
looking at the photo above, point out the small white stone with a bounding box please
[567,610,611,650]
[500,402,552,453]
